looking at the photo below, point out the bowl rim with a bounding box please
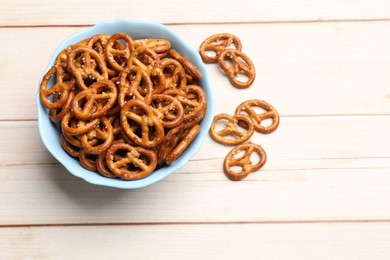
[36,18,215,189]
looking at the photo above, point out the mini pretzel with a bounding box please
[105,142,157,180]
[183,102,207,130]
[128,46,161,74]
[61,112,100,136]
[218,49,255,88]
[150,94,184,129]
[67,45,109,90]
[71,79,118,120]
[165,124,201,165]
[96,150,118,178]
[157,124,184,164]
[169,49,202,81]
[40,66,70,110]
[149,66,166,94]
[199,33,242,63]
[235,99,280,134]
[60,134,80,158]
[63,131,83,148]
[80,116,114,154]
[120,99,165,148]
[160,58,187,89]
[87,34,118,77]
[134,38,171,57]
[79,149,98,172]
[105,32,134,72]
[54,49,76,84]
[49,90,75,123]
[209,113,254,145]
[118,65,153,106]
[164,85,206,121]
[223,142,267,181]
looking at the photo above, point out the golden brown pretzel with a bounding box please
[118,65,153,106]
[223,142,267,181]
[169,49,202,81]
[71,79,118,120]
[40,66,71,110]
[87,34,118,77]
[105,32,134,72]
[128,46,161,74]
[163,85,206,122]
[157,124,184,164]
[134,38,171,55]
[149,66,166,94]
[217,49,255,88]
[54,49,76,84]
[49,90,75,123]
[160,58,187,89]
[60,134,80,158]
[150,94,184,129]
[67,45,109,90]
[209,113,254,145]
[96,150,118,178]
[183,100,207,130]
[235,99,280,134]
[199,33,242,63]
[61,112,100,136]
[80,116,114,154]
[120,99,165,148]
[105,142,157,180]
[165,124,201,165]
[79,149,98,172]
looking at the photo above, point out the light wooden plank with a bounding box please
[2,0,390,25]
[2,116,389,166]
[2,21,390,120]
[0,117,389,224]
[1,164,390,225]
[1,223,390,259]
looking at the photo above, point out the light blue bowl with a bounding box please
[36,19,215,189]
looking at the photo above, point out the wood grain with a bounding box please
[2,0,390,26]
[1,223,390,259]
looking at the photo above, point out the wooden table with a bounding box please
[1,1,390,259]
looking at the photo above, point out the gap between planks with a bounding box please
[1,114,390,123]
[3,17,390,28]
[1,219,390,229]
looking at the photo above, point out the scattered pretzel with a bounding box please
[223,142,267,181]
[218,49,255,89]
[39,32,207,180]
[235,99,280,134]
[199,33,255,88]
[200,33,280,181]
[199,33,242,63]
[209,113,254,145]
